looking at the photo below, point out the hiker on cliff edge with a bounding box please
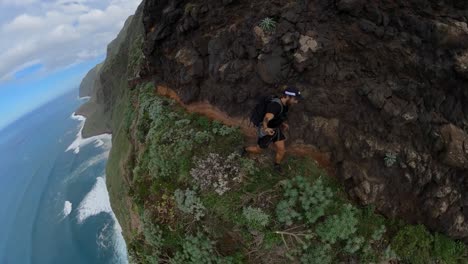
[243,86,302,173]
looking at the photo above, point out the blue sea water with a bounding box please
[0,90,127,264]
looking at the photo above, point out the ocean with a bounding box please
[0,89,127,264]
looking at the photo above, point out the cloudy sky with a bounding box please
[0,0,141,130]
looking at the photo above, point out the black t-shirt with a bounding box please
[265,101,288,128]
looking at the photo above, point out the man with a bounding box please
[244,86,302,173]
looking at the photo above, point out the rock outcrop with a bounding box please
[80,0,468,243]
[137,0,468,240]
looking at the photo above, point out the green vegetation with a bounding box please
[113,82,468,264]
[300,243,333,264]
[391,225,433,264]
[433,233,467,264]
[384,152,397,167]
[242,206,270,229]
[171,233,233,264]
[391,225,468,264]
[174,189,205,221]
[190,153,244,195]
[106,87,134,238]
[259,17,277,33]
[276,176,334,226]
[128,35,144,77]
[316,204,358,244]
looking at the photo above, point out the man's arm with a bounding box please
[262,113,275,135]
[262,113,274,130]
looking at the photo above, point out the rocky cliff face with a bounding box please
[77,5,145,138]
[79,63,102,98]
[76,2,146,237]
[137,0,468,240]
[78,0,468,249]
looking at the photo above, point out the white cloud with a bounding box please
[3,14,44,31]
[0,0,142,81]
[0,0,38,6]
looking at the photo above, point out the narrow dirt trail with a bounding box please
[155,85,334,175]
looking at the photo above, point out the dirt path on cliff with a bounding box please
[154,84,334,175]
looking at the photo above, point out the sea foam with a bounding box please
[76,177,112,224]
[77,177,128,262]
[63,201,72,217]
[70,112,127,262]
[66,113,111,154]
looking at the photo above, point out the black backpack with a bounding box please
[249,96,283,127]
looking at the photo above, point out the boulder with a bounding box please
[257,54,286,84]
[175,47,204,78]
[253,26,271,45]
[366,84,392,109]
[175,48,198,67]
[299,35,319,53]
[433,21,468,49]
[292,35,319,65]
[454,50,468,79]
[440,124,468,169]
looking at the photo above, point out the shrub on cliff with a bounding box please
[174,188,205,221]
[300,243,333,264]
[276,176,334,226]
[170,233,232,264]
[139,211,163,263]
[391,225,433,264]
[433,233,466,264]
[316,204,358,244]
[126,84,467,264]
[242,206,270,229]
[190,153,244,195]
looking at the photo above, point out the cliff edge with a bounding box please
[78,0,468,262]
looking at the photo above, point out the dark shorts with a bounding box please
[257,127,286,149]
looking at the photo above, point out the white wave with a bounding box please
[65,150,110,184]
[97,222,112,250]
[66,112,111,154]
[77,176,128,262]
[94,212,128,263]
[63,201,72,218]
[79,96,91,101]
[71,121,127,262]
[76,177,112,224]
[110,215,128,264]
[71,113,86,122]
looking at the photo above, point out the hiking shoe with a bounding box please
[274,163,284,175]
[240,147,248,157]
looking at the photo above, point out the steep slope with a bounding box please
[78,63,102,98]
[76,2,146,238]
[140,0,468,240]
[78,0,468,262]
[76,6,146,137]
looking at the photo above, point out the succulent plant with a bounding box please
[259,17,277,32]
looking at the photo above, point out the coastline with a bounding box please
[66,111,128,263]
[66,112,112,154]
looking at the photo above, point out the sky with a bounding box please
[0,0,142,131]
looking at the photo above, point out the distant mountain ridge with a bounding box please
[79,63,102,98]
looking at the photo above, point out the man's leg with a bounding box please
[245,145,262,154]
[243,135,269,156]
[273,140,286,164]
